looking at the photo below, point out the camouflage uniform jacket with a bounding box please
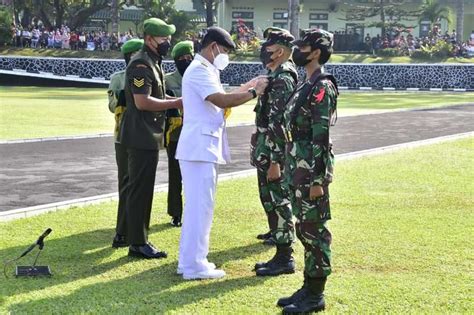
[251,61,297,170]
[284,69,338,189]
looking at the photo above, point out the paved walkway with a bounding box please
[1,104,473,212]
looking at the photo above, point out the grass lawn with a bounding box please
[1,86,473,140]
[0,137,472,313]
[2,47,474,64]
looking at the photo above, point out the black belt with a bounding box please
[285,129,327,143]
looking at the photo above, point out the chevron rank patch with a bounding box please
[133,77,145,87]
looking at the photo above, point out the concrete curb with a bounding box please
[1,132,472,222]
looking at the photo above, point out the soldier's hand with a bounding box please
[309,185,324,200]
[267,162,281,181]
[255,77,269,96]
[175,98,183,110]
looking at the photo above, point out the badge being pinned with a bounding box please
[133,77,145,88]
[315,88,325,103]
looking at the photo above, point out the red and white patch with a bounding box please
[314,88,325,103]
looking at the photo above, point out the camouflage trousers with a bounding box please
[257,169,295,245]
[290,185,332,277]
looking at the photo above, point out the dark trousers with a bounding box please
[166,141,183,218]
[126,147,158,245]
[115,142,129,236]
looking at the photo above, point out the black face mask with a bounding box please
[175,59,192,76]
[157,40,171,56]
[152,37,170,56]
[260,50,275,68]
[293,47,312,67]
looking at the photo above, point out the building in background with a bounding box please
[216,0,474,44]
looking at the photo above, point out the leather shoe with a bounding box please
[170,216,182,227]
[183,269,226,280]
[112,234,127,248]
[128,243,167,259]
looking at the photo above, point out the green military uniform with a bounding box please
[252,30,299,277]
[164,70,183,219]
[251,60,297,245]
[164,41,194,223]
[284,68,337,278]
[278,29,338,314]
[120,19,175,246]
[108,38,143,243]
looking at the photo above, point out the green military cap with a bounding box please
[264,31,295,48]
[121,38,144,55]
[143,18,176,36]
[292,28,334,50]
[171,40,194,60]
[263,27,290,39]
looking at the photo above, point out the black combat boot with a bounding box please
[282,277,326,314]
[256,231,272,240]
[255,244,295,276]
[277,276,309,307]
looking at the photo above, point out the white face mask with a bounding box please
[212,44,229,70]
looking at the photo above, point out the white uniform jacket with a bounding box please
[176,54,231,164]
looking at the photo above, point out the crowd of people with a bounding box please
[364,26,474,58]
[9,22,474,59]
[9,24,139,51]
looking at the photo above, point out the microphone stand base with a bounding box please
[15,265,52,277]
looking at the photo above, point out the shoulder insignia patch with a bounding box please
[314,87,325,103]
[133,77,145,88]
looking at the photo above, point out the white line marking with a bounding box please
[1,132,472,221]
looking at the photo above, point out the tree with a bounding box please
[201,0,218,27]
[111,0,119,35]
[13,0,109,30]
[0,6,14,45]
[143,0,194,42]
[288,0,299,38]
[454,0,464,42]
[343,0,419,37]
[418,0,452,30]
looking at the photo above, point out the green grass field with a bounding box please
[1,86,473,140]
[0,138,472,313]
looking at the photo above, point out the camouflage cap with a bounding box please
[292,29,334,50]
[171,40,194,59]
[121,38,144,55]
[264,31,295,48]
[263,27,290,39]
[143,18,176,37]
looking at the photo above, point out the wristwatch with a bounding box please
[248,88,257,99]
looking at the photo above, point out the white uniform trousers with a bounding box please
[178,160,219,274]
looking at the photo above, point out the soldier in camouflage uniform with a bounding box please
[107,38,144,248]
[250,29,298,276]
[277,29,339,314]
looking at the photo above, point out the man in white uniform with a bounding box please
[176,27,269,280]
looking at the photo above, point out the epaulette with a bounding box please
[200,62,208,68]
